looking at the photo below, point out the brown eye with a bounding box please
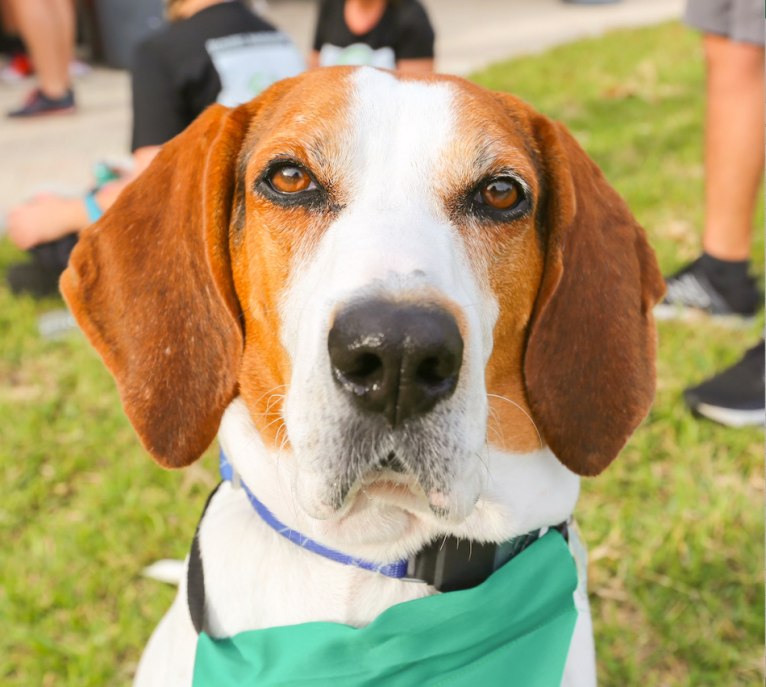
[269,165,313,194]
[478,179,520,210]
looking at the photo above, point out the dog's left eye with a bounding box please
[268,165,316,194]
[475,178,521,210]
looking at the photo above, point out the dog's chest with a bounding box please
[199,485,434,638]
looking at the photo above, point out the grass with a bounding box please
[1,21,763,687]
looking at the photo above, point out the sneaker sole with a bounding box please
[8,105,76,119]
[693,403,764,428]
[653,303,756,329]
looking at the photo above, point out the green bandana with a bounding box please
[192,531,578,686]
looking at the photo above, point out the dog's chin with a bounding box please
[293,464,483,526]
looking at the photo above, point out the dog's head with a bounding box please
[62,68,664,525]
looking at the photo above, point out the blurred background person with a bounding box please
[6,0,304,298]
[310,0,435,73]
[6,0,76,117]
[0,0,33,82]
[657,0,764,427]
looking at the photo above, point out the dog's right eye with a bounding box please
[268,165,315,194]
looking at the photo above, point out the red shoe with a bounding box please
[1,53,34,83]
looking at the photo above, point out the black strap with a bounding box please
[187,482,222,635]
[406,521,569,592]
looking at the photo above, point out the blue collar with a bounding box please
[219,449,409,577]
[219,448,567,591]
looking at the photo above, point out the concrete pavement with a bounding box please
[0,0,683,221]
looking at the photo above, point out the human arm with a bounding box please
[394,1,435,73]
[6,146,161,250]
[310,0,331,68]
[7,30,178,251]
[396,58,433,73]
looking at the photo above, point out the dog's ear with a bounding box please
[61,103,255,468]
[524,114,665,476]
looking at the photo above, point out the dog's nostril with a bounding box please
[416,356,449,385]
[348,352,383,381]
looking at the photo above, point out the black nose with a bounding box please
[328,301,464,426]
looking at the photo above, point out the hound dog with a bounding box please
[61,67,664,687]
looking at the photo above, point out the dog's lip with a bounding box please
[360,469,418,489]
[339,470,429,513]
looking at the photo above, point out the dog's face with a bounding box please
[62,68,664,529]
[234,69,547,521]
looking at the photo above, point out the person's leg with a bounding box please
[50,0,76,75]
[0,0,18,33]
[701,33,765,261]
[8,0,71,98]
[658,29,764,321]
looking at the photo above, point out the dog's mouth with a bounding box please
[334,452,458,520]
[376,451,409,474]
[288,402,485,523]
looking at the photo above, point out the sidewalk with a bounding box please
[267,0,685,75]
[0,0,683,222]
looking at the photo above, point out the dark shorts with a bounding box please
[685,0,765,45]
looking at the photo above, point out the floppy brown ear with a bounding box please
[524,114,665,476]
[61,103,254,468]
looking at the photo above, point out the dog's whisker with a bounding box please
[228,435,258,472]
[485,407,508,450]
[274,431,299,521]
[486,405,502,424]
[486,422,506,451]
[223,305,252,334]
[264,394,285,418]
[273,423,285,450]
[486,394,543,450]
[261,413,287,434]
[252,384,290,411]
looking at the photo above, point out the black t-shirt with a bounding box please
[131,1,304,151]
[313,0,434,69]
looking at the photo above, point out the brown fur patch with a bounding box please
[61,68,663,476]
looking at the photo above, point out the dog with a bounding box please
[61,66,664,687]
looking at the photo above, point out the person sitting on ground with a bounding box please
[6,0,304,298]
[657,0,764,427]
[309,0,435,72]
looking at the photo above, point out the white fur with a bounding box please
[133,69,597,686]
[282,70,495,521]
[134,401,593,686]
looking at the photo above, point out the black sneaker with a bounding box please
[8,88,75,118]
[655,256,760,324]
[6,262,63,299]
[684,342,765,427]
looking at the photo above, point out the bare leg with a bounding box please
[701,34,765,261]
[8,0,74,98]
[0,0,18,33]
[51,0,76,72]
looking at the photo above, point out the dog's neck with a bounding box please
[218,398,580,564]
[196,398,580,637]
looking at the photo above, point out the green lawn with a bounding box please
[1,21,763,687]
